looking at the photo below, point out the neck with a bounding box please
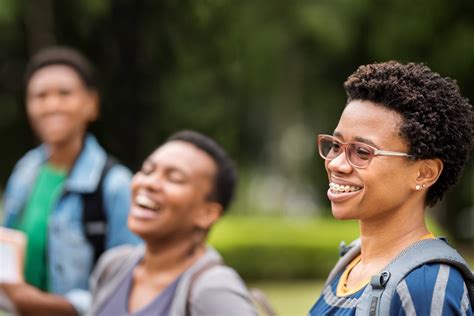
[141,234,207,275]
[358,201,429,267]
[47,136,84,170]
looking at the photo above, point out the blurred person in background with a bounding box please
[88,130,258,316]
[1,46,141,315]
[309,61,473,315]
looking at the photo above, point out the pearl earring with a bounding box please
[415,184,421,190]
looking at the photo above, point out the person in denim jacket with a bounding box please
[1,47,141,315]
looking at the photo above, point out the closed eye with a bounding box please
[353,145,372,159]
[167,169,187,183]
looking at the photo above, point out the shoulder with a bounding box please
[195,265,249,293]
[189,264,257,316]
[98,244,138,261]
[390,263,472,315]
[102,163,132,193]
[8,146,45,177]
[92,245,140,282]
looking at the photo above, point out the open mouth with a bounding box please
[135,194,162,212]
[329,182,362,194]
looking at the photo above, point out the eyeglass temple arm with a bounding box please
[374,150,412,157]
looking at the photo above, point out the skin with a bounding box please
[127,141,222,313]
[0,65,99,316]
[325,100,443,287]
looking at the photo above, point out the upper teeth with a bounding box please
[135,194,160,211]
[329,182,361,193]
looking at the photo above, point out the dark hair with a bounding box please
[24,46,97,90]
[344,61,473,207]
[167,130,237,211]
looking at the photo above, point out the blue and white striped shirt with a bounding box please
[309,263,472,315]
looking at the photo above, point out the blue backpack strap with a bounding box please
[324,238,361,287]
[355,237,474,316]
[82,155,118,264]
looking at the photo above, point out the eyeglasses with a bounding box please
[317,134,413,169]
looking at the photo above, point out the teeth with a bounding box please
[329,182,362,193]
[135,194,161,211]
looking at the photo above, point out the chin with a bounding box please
[331,206,358,220]
[41,135,72,146]
[127,216,145,236]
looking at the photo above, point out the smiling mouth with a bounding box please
[135,194,162,211]
[329,182,362,194]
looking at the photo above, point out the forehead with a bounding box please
[336,100,405,146]
[148,141,216,177]
[27,65,84,91]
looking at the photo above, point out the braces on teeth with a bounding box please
[329,183,361,193]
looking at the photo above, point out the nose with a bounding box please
[326,148,353,173]
[42,93,63,112]
[133,171,164,193]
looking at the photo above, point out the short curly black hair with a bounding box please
[344,61,473,207]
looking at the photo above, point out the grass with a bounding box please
[249,279,323,316]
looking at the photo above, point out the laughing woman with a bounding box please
[88,130,257,316]
[309,62,473,315]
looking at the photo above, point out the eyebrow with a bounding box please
[333,131,379,148]
[142,159,193,178]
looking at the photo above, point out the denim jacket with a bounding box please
[2,134,141,314]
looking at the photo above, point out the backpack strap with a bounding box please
[184,259,277,316]
[324,238,361,287]
[185,260,223,316]
[249,288,277,316]
[82,155,118,264]
[356,237,474,316]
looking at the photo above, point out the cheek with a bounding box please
[168,186,195,202]
[130,174,145,192]
[26,103,39,119]
[168,185,205,209]
[361,167,409,202]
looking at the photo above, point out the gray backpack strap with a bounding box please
[324,238,361,287]
[185,260,223,316]
[356,238,474,316]
[249,288,277,316]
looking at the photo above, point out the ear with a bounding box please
[416,158,443,189]
[194,202,222,230]
[84,90,99,122]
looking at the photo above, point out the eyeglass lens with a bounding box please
[319,137,373,168]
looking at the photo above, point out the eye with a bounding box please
[331,141,342,152]
[167,169,186,183]
[31,91,47,100]
[353,145,372,160]
[59,89,72,96]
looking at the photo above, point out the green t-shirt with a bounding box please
[16,164,67,291]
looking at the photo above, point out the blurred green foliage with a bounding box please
[0,0,472,241]
[208,215,447,280]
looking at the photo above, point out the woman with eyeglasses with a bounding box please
[309,61,473,315]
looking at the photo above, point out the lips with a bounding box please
[329,182,362,194]
[327,181,363,202]
[135,194,161,211]
[130,194,162,219]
